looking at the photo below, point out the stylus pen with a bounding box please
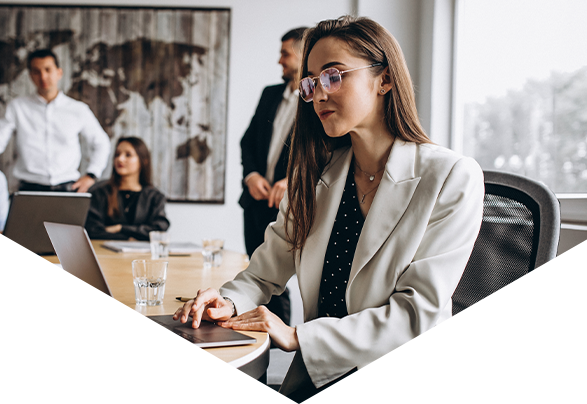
[176,297,192,302]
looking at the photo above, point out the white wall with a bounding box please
[357,0,422,91]
[1,0,430,253]
[354,0,455,147]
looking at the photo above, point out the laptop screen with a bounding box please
[4,191,91,254]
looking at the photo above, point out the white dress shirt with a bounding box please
[0,92,111,186]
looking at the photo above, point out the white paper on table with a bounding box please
[101,240,201,254]
[0,262,69,300]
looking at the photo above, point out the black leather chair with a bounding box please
[453,171,560,404]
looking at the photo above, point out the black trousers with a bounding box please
[243,199,291,327]
[19,180,76,192]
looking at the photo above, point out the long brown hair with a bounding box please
[107,136,152,218]
[285,16,431,252]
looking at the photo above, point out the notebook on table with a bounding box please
[43,222,256,348]
[3,191,91,255]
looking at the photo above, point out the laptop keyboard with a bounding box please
[123,316,202,346]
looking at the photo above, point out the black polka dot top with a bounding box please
[317,164,365,318]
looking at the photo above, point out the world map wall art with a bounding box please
[0,5,231,202]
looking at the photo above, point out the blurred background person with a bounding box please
[85,136,169,240]
[0,49,110,193]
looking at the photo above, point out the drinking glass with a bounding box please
[132,259,168,306]
[149,231,169,259]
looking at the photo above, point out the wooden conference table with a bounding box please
[0,241,269,404]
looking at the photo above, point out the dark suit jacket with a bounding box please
[239,83,292,209]
[85,180,170,241]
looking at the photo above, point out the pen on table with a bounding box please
[176,297,192,302]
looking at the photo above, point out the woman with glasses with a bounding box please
[85,136,169,240]
[175,16,484,401]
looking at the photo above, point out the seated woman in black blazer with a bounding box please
[85,136,170,240]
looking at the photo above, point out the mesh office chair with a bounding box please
[453,171,560,404]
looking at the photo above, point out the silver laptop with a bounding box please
[44,222,256,348]
[4,191,91,255]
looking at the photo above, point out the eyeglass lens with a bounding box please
[320,68,341,93]
[300,78,315,101]
[299,68,342,102]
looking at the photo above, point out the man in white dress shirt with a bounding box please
[0,49,110,193]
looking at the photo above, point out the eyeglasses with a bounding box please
[299,63,382,102]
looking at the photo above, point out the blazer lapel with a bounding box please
[297,147,352,321]
[348,140,421,292]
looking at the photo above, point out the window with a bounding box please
[453,0,587,193]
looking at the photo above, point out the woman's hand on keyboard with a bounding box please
[218,306,300,352]
[173,288,233,328]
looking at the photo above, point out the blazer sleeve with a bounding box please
[240,90,265,180]
[219,192,296,314]
[295,157,484,388]
[119,189,170,241]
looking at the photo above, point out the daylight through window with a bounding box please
[453,0,587,193]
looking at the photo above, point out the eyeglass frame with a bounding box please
[299,62,383,102]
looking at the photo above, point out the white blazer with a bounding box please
[220,139,484,391]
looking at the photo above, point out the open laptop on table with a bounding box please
[3,191,91,255]
[44,222,256,348]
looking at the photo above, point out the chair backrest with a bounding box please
[452,170,561,315]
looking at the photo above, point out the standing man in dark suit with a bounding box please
[239,27,306,325]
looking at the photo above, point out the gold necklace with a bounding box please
[355,180,379,204]
[354,160,384,181]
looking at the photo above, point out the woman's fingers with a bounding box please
[175,296,238,325]
[218,306,299,352]
[206,304,233,321]
[190,288,223,327]
[190,300,208,328]
[220,306,272,329]
[171,288,225,328]
[172,298,195,322]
